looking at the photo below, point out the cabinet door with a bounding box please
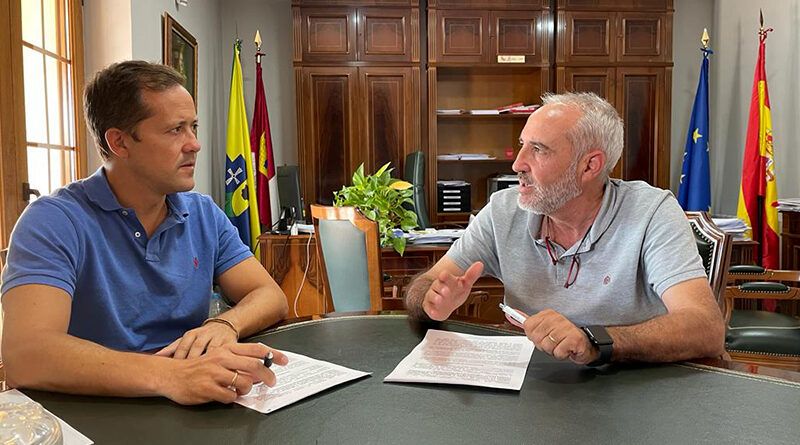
[491,10,548,65]
[615,67,669,187]
[358,8,417,62]
[298,67,359,207]
[300,7,357,62]
[359,67,420,174]
[557,67,615,102]
[617,12,668,63]
[558,11,614,63]
[433,9,490,64]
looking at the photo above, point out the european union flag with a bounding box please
[678,47,712,211]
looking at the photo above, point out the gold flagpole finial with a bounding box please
[759,9,764,30]
[701,28,710,49]
[254,30,262,50]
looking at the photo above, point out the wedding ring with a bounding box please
[547,333,558,343]
[228,371,239,391]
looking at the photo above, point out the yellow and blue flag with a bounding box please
[225,40,261,257]
[677,47,712,211]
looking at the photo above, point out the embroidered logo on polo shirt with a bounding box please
[603,275,611,285]
[193,257,199,269]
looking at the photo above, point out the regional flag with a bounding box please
[225,40,261,257]
[737,26,779,311]
[250,56,279,227]
[678,46,712,211]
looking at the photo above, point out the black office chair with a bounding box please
[404,151,431,229]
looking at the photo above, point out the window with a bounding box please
[0,0,85,247]
[21,0,85,197]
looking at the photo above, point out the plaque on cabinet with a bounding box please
[497,55,525,63]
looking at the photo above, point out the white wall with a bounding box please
[82,0,133,173]
[709,0,800,216]
[671,0,714,194]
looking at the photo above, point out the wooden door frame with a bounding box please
[0,0,86,248]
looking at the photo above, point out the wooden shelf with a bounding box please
[436,113,533,120]
[437,158,514,164]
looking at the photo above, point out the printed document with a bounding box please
[236,350,370,414]
[384,329,534,390]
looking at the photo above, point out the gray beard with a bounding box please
[517,169,582,215]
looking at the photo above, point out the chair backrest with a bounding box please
[310,205,383,312]
[686,211,733,312]
[403,151,431,229]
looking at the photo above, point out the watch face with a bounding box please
[585,326,613,345]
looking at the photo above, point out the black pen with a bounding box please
[263,351,273,368]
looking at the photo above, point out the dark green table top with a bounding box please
[24,315,800,444]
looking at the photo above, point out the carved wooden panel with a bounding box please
[615,68,667,187]
[560,12,613,63]
[359,67,419,174]
[299,67,358,208]
[618,13,665,62]
[295,0,418,6]
[359,8,412,62]
[258,234,327,317]
[558,67,615,102]
[300,7,357,62]
[557,0,670,9]
[491,11,547,65]
[434,10,490,64]
[431,0,549,8]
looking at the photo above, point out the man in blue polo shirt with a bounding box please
[2,61,289,405]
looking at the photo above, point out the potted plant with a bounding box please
[334,163,418,255]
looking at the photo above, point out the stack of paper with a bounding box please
[436,153,496,161]
[712,217,749,239]
[406,228,465,244]
[436,109,464,115]
[467,109,501,115]
[778,198,800,212]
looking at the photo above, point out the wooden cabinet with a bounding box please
[427,1,551,225]
[296,5,418,63]
[430,9,549,66]
[296,65,420,208]
[296,67,359,207]
[294,0,422,212]
[781,211,800,269]
[555,1,672,188]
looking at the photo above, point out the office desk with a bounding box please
[23,315,800,444]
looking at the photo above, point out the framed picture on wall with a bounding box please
[162,13,198,106]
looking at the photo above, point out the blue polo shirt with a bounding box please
[1,168,252,352]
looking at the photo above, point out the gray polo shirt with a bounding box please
[446,179,707,327]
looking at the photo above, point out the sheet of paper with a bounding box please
[1,389,93,445]
[384,329,534,391]
[236,350,370,414]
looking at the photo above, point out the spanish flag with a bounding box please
[224,40,261,257]
[737,25,778,309]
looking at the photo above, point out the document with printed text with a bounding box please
[383,329,534,390]
[236,350,370,414]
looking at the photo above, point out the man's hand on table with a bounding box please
[506,308,599,365]
[155,320,238,359]
[159,342,288,405]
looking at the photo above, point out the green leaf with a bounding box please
[391,236,406,256]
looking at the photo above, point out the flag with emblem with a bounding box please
[250,34,279,227]
[737,19,778,310]
[225,40,260,257]
[677,37,712,212]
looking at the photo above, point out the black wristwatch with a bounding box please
[581,325,613,367]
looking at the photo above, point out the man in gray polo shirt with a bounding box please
[405,92,725,366]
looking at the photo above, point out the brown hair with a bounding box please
[84,61,186,160]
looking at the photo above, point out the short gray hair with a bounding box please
[541,92,623,177]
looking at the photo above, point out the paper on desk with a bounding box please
[383,329,534,390]
[236,350,370,414]
[0,389,93,445]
